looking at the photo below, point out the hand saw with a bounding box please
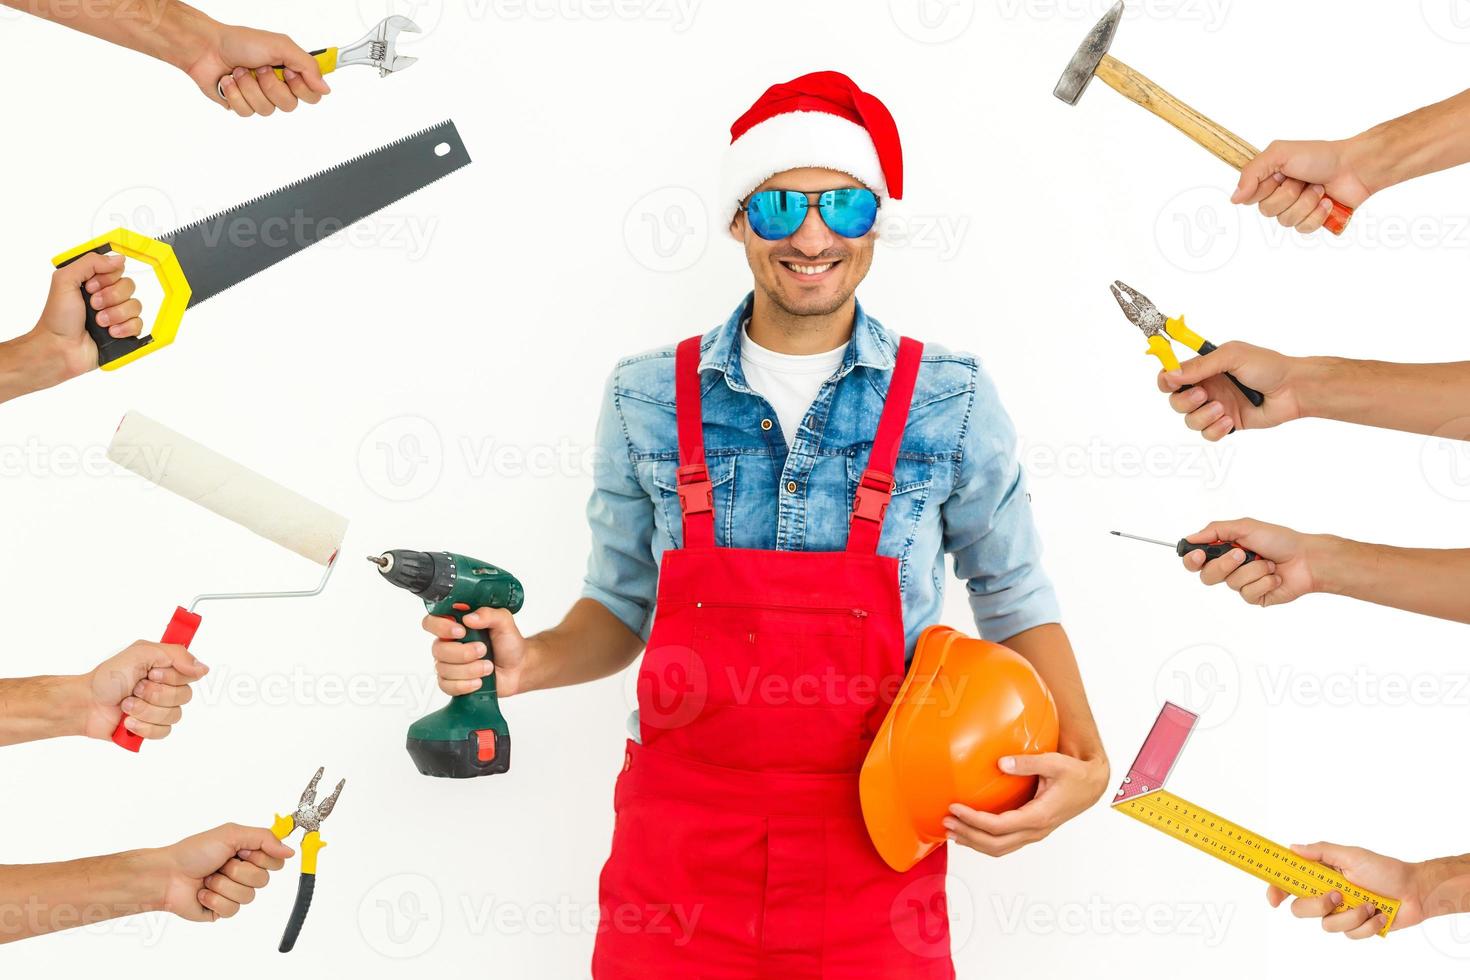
[1113,703,1401,937]
[53,120,470,370]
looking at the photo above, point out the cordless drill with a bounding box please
[369,550,524,778]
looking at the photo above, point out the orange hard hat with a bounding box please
[860,625,1059,872]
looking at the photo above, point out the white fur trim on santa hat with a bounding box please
[719,110,890,222]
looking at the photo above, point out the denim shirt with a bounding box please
[581,293,1061,658]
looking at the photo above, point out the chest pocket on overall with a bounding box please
[846,455,933,588]
[644,456,735,548]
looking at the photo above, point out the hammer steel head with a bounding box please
[1053,1,1124,105]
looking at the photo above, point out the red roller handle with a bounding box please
[112,606,202,752]
[1323,198,1354,236]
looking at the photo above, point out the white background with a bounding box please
[3,0,1470,976]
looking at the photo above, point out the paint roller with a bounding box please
[106,411,348,752]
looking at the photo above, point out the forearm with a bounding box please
[1350,88,1470,194]
[1416,853,1470,920]
[1316,537,1470,624]
[521,598,644,693]
[0,332,74,405]
[0,849,164,943]
[1295,356,1470,437]
[1001,624,1107,769]
[2,0,216,70]
[0,676,87,747]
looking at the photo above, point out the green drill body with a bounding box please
[373,550,524,778]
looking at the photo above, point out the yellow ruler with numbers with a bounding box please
[1113,704,1400,936]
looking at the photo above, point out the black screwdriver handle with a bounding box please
[1197,340,1266,408]
[1177,539,1260,564]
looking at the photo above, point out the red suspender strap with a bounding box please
[674,336,716,548]
[848,337,924,554]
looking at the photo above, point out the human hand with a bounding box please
[83,641,208,742]
[29,253,144,382]
[943,752,1108,857]
[1267,842,1424,939]
[1232,139,1374,234]
[152,824,294,922]
[422,608,532,698]
[1158,342,1305,441]
[184,22,330,116]
[1179,518,1332,608]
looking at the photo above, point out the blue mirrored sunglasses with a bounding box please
[738,188,881,241]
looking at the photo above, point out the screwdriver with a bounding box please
[1111,530,1260,564]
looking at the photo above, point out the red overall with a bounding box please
[593,335,954,979]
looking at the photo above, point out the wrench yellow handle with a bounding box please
[217,49,338,102]
[273,47,339,82]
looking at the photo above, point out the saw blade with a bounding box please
[161,120,470,307]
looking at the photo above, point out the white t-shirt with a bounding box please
[740,323,849,449]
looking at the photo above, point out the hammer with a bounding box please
[1053,2,1353,235]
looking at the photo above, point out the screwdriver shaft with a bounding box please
[1111,530,1260,565]
[1110,530,1174,549]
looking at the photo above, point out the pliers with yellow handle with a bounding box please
[215,16,419,100]
[271,768,344,953]
[1109,281,1264,408]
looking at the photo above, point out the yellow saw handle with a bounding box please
[52,228,192,370]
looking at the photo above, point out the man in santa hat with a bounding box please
[421,71,1108,977]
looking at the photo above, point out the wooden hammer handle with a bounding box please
[1095,54,1353,234]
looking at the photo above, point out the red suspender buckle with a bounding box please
[852,467,895,525]
[676,463,714,516]
[846,336,923,555]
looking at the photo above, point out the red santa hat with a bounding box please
[720,71,904,229]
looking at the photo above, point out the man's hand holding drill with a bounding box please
[422,608,534,697]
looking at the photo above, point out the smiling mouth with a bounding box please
[779,258,842,280]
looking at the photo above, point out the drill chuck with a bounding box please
[370,550,454,602]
